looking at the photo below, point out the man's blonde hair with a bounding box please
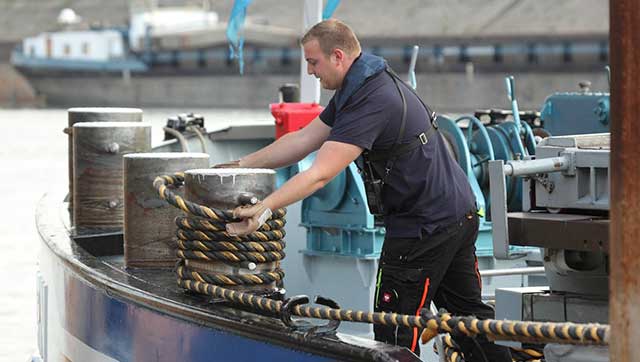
[301,19,361,57]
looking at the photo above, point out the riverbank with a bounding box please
[0,64,42,107]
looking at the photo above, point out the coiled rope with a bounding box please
[154,172,610,347]
[154,172,287,288]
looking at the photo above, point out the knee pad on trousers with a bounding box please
[374,264,430,350]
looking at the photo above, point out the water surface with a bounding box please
[0,107,270,361]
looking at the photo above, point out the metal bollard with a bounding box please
[124,153,210,268]
[67,107,142,222]
[73,121,151,235]
[183,168,277,292]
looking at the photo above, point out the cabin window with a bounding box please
[82,43,90,55]
[63,44,71,56]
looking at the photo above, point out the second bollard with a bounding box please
[124,152,210,268]
[73,121,151,235]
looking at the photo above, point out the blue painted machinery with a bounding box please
[435,74,609,257]
[539,81,610,136]
[277,157,384,258]
[437,77,537,258]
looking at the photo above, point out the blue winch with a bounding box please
[279,160,384,258]
[437,76,538,257]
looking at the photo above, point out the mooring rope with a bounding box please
[439,334,465,362]
[153,172,287,288]
[509,346,544,362]
[154,172,610,348]
[435,334,545,362]
[173,277,609,346]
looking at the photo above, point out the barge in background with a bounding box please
[11,1,609,110]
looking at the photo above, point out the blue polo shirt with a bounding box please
[319,61,475,238]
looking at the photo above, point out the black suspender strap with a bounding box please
[377,70,408,180]
[386,67,437,123]
[365,68,439,165]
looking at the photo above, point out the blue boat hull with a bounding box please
[50,263,331,361]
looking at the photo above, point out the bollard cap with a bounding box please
[73,121,151,128]
[68,107,143,114]
[185,168,276,175]
[124,152,209,159]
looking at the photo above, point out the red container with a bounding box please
[270,102,324,139]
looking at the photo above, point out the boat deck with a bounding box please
[36,191,420,362]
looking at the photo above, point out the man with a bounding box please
[221,19,511,361]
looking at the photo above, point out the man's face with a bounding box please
[303,39,343,90]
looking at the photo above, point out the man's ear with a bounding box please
[332,48,345,63]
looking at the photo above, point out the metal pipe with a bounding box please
[408,45,419,89]
[610,0,640,360]
[187,125,208,154]
[300,0,322,103]
[503,155,570,177]
[163,126,190,152]
[489,160,510,259]
[479,266,545,277]
[505,76,522,136]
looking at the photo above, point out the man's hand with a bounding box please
[226,202,272,236]
[212,159,241,168]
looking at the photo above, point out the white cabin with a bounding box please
[128,8,220,51]
[22,30,125,61]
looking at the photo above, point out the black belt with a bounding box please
[366,119,439,162]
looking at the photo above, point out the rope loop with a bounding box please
[154,172,287,291]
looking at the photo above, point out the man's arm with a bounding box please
[226,140,363,235]
[239,117,331,169]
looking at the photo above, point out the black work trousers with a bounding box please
[373,212,512,362]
